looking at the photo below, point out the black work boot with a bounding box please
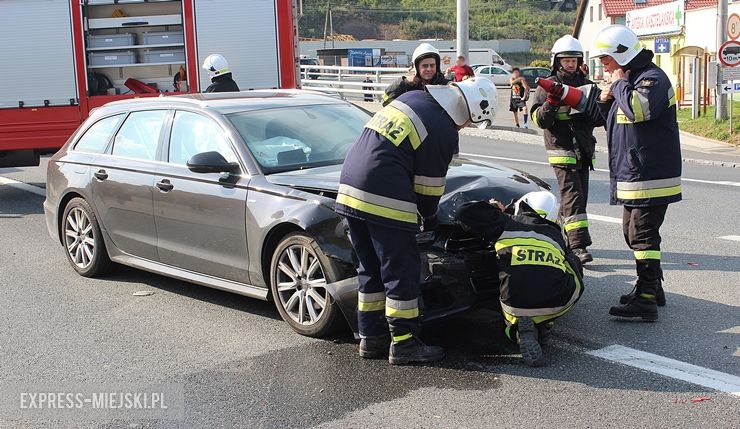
[572,248,593,264]
[609,282,659,322]
[359,335,391,359]
[388,337,444,365]
[517,317,545,367]
[620,282,666,306]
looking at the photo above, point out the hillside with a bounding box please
[298,0,578,51]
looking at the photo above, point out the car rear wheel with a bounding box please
[269,232,343,337]
[61,197,112,277]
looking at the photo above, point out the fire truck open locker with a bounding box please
[0,0,299,168]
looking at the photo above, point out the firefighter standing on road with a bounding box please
[336,78,497,365]
[202,54,240,93]
[591,25,681,321]
[383,43,450,106]
[531,35,599,265]
[456,192,584,367]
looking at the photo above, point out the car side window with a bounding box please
[521,69,534,77]
[111,110,167,161]
[479,67,490,74]
[73,114,124,154]
[492,67,505,75]
[168,111,238,166]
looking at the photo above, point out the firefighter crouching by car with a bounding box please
[456,192,584,367]
[335,78,497,365]
[591,25,681,321]
[531,35,600,265]
[382,43,450,106]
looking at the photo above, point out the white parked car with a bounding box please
[475,66,512,87]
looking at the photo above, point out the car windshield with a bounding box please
[227,103,369,174]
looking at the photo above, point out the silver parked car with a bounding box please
[43,91,547,337]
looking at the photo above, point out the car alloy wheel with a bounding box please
[64,206,95,269]
[61,197,113,277]
[275,243,328,326]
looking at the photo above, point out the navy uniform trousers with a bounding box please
[346,217,421,342]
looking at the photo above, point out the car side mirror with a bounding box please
[186,151,240,174]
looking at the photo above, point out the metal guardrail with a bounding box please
[299,64,408,101]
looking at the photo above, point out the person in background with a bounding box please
[530,35,599,265]
[509,67,529,128]
[383,43,449,106]
[202,54,239,93]
[446,55,475,82]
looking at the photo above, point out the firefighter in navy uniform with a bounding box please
[382,43,450,106]
[456,192,584,367]
[591,25,682,321]
[336,78,497,365]
[531,35,599,265]
[202,54,240,93]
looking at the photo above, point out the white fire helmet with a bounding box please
[411,43,441,71]
[514,191,559,222]
[591,25,643,66]
[202,54,230,79]
[551,35,584,69]
[426,77,497,127]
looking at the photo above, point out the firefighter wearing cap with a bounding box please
[382,43,450,106]
[336,78,497,365]
[531,35,600,265]
[456,191,584,367]
[592,25,681,321]
[202,54,239,93]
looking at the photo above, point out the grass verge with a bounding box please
[677,102,740,146]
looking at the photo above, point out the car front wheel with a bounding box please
[61,197,112,277]
[269,232,343,337]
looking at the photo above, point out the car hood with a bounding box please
[265,156,546,223]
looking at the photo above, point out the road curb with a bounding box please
[461,128,740,168]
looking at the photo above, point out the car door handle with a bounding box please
[156,179,174,192]
[93,169,108,181]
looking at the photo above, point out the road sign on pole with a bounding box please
[729,13,740,40]
[719,40,740,67]
[722,66,740,81]
[719,81,740,93]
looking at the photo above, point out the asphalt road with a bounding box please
[1,132,739,428]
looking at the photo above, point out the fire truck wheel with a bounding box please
[61,197,113,277]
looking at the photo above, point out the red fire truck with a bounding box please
[0,0,299,167]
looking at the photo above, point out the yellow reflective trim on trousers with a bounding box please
[386,306,420,319]
[564,219,589,232]
[365,105,422,149]
[495,238,564,259]
[358,301,385,312]
[634,250,661,260]
[392,333,413,342]
[413,183,445,196]
[336,194,418,224]
[616,185,681,200]
[548,156,577,165]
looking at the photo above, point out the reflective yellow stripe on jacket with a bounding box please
[365,100,427,150]
[413,175,446,196]
[616,177,681,201]
[336,184,418,224]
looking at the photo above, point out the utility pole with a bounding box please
[456,0,469,62]
[323,0,334,49]
[717,0,728,120]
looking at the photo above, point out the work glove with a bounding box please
[422,215,439,232]
[546,82,565,106]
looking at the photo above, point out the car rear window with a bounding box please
[227,103,369,174]
[73,114,124,154]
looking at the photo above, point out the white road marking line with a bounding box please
[718,235,740,242]
[0,176,46,197]
[589,214,622,224]
[588,345,740,397]
[461,152,740,187]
